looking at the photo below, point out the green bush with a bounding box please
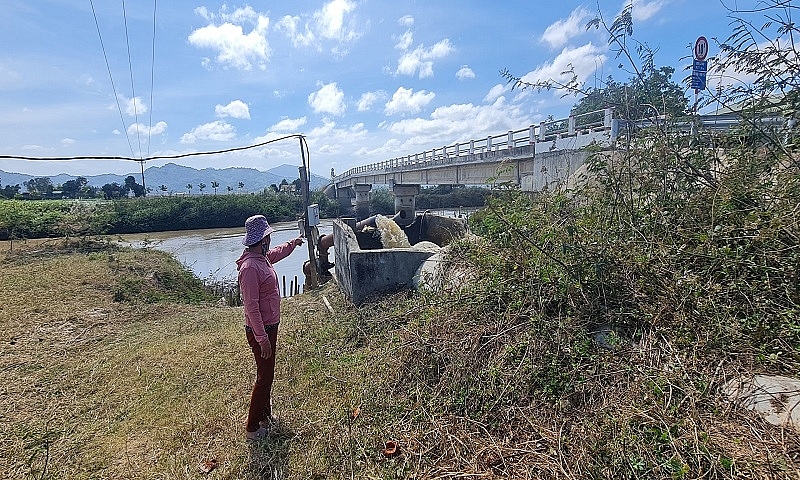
[0,193,306,239]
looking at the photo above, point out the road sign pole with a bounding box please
[692,36,709,127]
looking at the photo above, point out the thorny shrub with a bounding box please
[388,123,799,477]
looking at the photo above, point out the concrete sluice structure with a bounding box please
[331,213,467,305]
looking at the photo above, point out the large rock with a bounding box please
[723,374,800,432]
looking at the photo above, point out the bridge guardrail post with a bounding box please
[604,108,613,129]
[508,130,513,149]
[539,121,546,142]
[487,136,492,152]
[568,116,575,136]
[470,139,475,154]
[529,125,535,145]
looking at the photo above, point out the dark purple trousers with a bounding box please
[245,324,278,433]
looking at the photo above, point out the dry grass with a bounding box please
[2,234,799,479]
[0,239,414,479]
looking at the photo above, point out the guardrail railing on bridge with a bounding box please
[622,112,787,133]
[333,108,795,185]
[334,108,614,182]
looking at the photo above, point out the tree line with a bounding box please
[0,184,491,241]
[0,175,141,200]
[0,174,319,201]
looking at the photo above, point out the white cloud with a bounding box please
[484,84,508,103]
[215,100,251,119]
[315,0,357,40]
[519,43,607,91]
[385,87,435,115]
[629,0,667,22]
[395,30,413,50]
[306,118,368,155]
[61,138,76,147]
[195,5,260,24]
[308,82,346,116]
[706,62,759,89]
[275,15,316,47]
[188,6,270,71]
[78,74,94,87]
[248,118,370,163]
[270,117,308,133]
[123,96,147,117]
[359,97,531,158]
[276,0,362,53]
[356,91,387,112]
[541,7,592,49]
[180,121,236,143]
[128,121,168,137]
[456,65,475,80]
[398,15,414,27]
[395,39,454,78]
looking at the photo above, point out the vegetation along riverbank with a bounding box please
[0,185,490,242]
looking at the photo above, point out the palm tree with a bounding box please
[211,181,219,195]
[198,183,206,195]
[226,185,233,194]
[186,183,193,195]
[159,185,168,196]
[238,182,245,193]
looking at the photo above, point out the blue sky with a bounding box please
[0,0,750,178]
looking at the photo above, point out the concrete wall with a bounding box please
[519,149,593,191]
[333,219,436,305]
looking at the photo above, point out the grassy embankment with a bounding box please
[2,199,799,479]
[1,238,383,479]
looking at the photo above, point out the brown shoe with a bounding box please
[260,415,278,430]
[245,426,268,441]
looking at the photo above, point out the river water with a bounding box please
[118,220,333,294]
[118,209,475,294]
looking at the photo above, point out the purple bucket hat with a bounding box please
[242,215,275,246]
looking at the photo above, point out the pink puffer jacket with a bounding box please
[236,242,296,343]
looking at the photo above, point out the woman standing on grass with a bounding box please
[236,214,304,441]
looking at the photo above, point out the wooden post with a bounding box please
[282,276,286,297]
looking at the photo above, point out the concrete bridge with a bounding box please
[325,106,793,223]
[328,108,618,222]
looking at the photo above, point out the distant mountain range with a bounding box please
[0,163,331,194]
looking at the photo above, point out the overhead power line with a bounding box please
[0,134,308,163]
[89,0,135,158]
[147,0,158,158]
[121,0,143,158]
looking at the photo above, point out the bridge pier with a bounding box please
[333,187,354,216]
[353,184,372,220]
[391,184,419,226]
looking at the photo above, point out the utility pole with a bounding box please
[139,160,147,196]
[299,139,319,289]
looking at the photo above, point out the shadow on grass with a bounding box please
[246,420,297,480]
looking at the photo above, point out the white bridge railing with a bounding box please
[334,108,614,182]
[333,108,794,185]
